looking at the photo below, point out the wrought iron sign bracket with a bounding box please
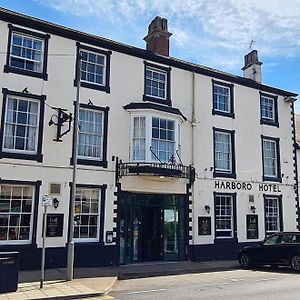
[49,107,73,142]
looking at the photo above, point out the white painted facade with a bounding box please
[0,9,298,269]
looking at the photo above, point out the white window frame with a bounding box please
[74,188,101,243]
[213,84,230,113]
[0,184,35,245]
[10,32,44,73]
[151,116,176,163]
[215,194,234,238]
[132,116,146,161]
[3,96,40,155]
[78,107,104,161]
[145,67,167,100]
[264,197,280,234]
[80,49,106,86]
[214,131,232,173]
[262,139,278,178]
[261,96,275,122]
[130,113,181,163]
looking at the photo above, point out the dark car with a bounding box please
[238,232,300,272]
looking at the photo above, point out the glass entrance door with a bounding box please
[163,207,179,261]
[141,206,162,261]
[119,193,186,264]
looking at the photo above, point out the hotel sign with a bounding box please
[215,180,281,192]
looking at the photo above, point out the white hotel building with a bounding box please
[0,8,298,269]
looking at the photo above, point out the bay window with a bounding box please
[151,117,175,163]
[132,114,180,163]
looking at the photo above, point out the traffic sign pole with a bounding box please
[40,204,47,289]
[40,195,53,289]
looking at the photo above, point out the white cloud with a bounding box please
[36,0,300,71]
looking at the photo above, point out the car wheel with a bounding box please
[239,253,251,268]
[291,255,300,272]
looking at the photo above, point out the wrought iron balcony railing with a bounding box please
[116,161,195,185]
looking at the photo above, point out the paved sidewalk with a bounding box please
[0,260,239,299]
[0,269,116,300]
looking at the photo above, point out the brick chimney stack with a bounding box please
[242,50,263,83]
[144,16,172,56]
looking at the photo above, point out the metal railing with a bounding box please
[117,161,195,184]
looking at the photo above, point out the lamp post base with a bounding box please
[66,241,75,281]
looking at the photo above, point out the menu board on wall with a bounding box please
[246,214,258,239]
[198,217,211,235]
[46,214,64,237]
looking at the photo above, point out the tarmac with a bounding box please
[0,260,240,299]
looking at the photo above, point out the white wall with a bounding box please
[0,20,297,252]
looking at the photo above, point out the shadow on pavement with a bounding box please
[19,260,241,283]
[247,265,300,275]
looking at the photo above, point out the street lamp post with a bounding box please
[67,54,81,281]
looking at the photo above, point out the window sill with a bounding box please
[4,65,48,80]
[260,119,279,127]
[143,95,171,106]
[213,171,236,179]
[212,109,235,119]
[0,151,43,162]
[0,241,34,247]
[70,157,108,168]
[74,241,104,247]
[74,80,110,93]
[214,237,238,243]
[263,176,282,183]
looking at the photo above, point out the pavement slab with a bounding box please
[0,260,238,299]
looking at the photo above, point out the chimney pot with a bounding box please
[144,16,172,56]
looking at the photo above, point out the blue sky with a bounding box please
[1,0,300,112]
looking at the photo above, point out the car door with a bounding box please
[275,234,294,265]
[256,234,282,265]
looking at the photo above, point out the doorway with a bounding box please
[141,206,161,261]
[118,193,186,264]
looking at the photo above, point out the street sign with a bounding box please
[42,195,53,206]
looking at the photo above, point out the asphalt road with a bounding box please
[109,267,300,299]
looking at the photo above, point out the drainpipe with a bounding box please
[191,71,197,260]
[192,72,196,167]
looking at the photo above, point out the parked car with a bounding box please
[238,232,300,272]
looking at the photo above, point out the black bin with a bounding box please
[0,252,19,293]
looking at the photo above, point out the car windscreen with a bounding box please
[263,235,281,245]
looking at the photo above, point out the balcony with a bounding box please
[116,161,195,185]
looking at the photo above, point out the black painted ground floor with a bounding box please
[0,241,254,270]
[0,189,255,270]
